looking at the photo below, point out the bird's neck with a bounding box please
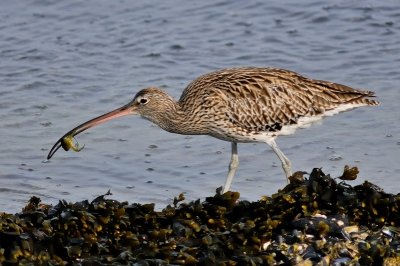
[144,100,204,135]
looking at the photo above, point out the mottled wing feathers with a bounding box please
[180,67,378,133]
[309,79,378,107]
[210,79,307,131]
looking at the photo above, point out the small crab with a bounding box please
[61,131,84,152]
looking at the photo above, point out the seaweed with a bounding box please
[1,166,400,265]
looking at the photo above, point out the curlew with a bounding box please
[47,67,379,192]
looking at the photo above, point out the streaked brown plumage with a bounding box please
[47,67,379,192]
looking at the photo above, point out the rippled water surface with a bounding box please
[1,0,399,213]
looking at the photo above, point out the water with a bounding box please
[1,0,399,213]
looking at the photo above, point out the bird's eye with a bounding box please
[140,98,148,104]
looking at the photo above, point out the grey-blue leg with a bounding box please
[222,142,238,192]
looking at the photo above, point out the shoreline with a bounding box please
[1,166,399,265]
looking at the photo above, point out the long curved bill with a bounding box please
[47,104,134,160]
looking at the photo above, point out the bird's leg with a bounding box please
[266,139,292,183]
[223,142,239,193]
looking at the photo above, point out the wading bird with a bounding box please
[47,67,379,192]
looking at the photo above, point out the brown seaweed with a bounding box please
[0,166,400,265]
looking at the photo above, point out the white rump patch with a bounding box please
[275,102,366,136]
[210,102,368,143]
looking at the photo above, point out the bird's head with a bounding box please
[129,87,176,120]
